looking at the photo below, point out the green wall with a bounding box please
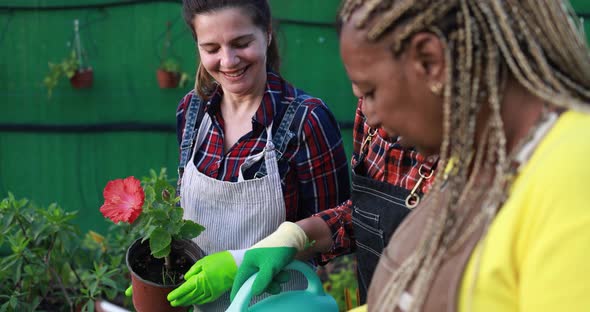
[571,0,590,42]
[1,0,589,235]
[0,0,356,234]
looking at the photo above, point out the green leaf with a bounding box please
[149,228,171,258]
[143,224,158,242]
[178,221,205,240]
[30,297,41,311]
[101,277,119,290]
[88,300,95,312]
[104,288,117,300]
[154,179,169,202]
[144,186,156,207]
[151,243,170,259]
[150,209,168,222]
[170,207,184,222]
[9,296,17,308]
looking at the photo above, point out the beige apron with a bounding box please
[180,113,308,311]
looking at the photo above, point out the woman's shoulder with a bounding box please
[176,90,197,115]
[533,110,590,166]
[514,110,590,215]
[276,73,327,110]
[276,79,336,129]
[291,89,327,109]
[284,89,338,128]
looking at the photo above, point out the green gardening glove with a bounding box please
[125,285,133,297]
[124,252,237,303]
[230,222,308,301]
[167,250,239,307]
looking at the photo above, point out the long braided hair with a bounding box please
[338,1,590,311]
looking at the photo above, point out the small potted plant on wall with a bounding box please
[43,19,93,98]
[99,169,205,312]
[43,50,94,97]
[156,21,190,89]
[156,58,182,89]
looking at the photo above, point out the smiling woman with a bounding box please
[158,1,351,311]
[193,8,269,100]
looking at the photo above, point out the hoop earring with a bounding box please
[429,82,444,96]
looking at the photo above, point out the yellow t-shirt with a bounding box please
[348,304,367,312]
[459,111,590,312]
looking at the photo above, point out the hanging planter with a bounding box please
[43,19,94,97]
[156,21,190,89]
[156,68,180,89]
[70,67,94,89]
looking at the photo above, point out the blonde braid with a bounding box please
[338,1,590,310]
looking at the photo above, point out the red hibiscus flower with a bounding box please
[100,176,144,224]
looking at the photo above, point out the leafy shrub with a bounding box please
[322,255,360,311]
[0,194,133,311]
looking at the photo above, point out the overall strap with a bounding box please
[254,94,311,178]
[177,94,204,194]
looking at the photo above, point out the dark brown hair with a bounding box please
[182,0,280,99]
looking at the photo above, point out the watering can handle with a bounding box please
[227,260,325,311]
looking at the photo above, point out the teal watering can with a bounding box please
[226,260,338,312]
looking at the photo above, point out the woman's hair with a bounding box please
[182,0,280,99]
[338,0,590,310]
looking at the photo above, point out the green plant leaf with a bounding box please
[149,228,171,258]
[159,58,180,72]
[144,185,156,207]
[149,209,168,222]
[170,207,183,223]
[151,244,171,259]
[178,221,205,240]
[1,211,15,231]
[9,296,17,309]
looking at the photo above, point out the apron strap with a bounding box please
[254,93,311,179]
[177,93,204,195]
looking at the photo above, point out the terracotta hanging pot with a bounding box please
[157,69,180,88]
[70,68,94,89]
[126,238,204,312]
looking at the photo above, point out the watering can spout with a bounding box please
[226,260,338,312]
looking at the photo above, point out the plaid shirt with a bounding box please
[176,71,350,222]
[315,98,437,263]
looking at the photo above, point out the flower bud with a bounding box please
[162,189,171,201]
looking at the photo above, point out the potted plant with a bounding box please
[43,20,94,98]
[156,21,190,89]
[156,58,191,89]
[0,193,131,312]
[99,168,205,312]
[42,50,94,98]
[156,58,182,89]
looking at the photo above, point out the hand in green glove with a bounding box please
[125,285,133,297]
[230,221,308,301]
[167,250,239,307]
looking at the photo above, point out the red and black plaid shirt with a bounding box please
[315,98,437,263]
[176,71,350,221]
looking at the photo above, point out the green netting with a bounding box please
[0,1,355,234]
[1,0,587,234]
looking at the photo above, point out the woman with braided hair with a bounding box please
[337,0,590,311]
